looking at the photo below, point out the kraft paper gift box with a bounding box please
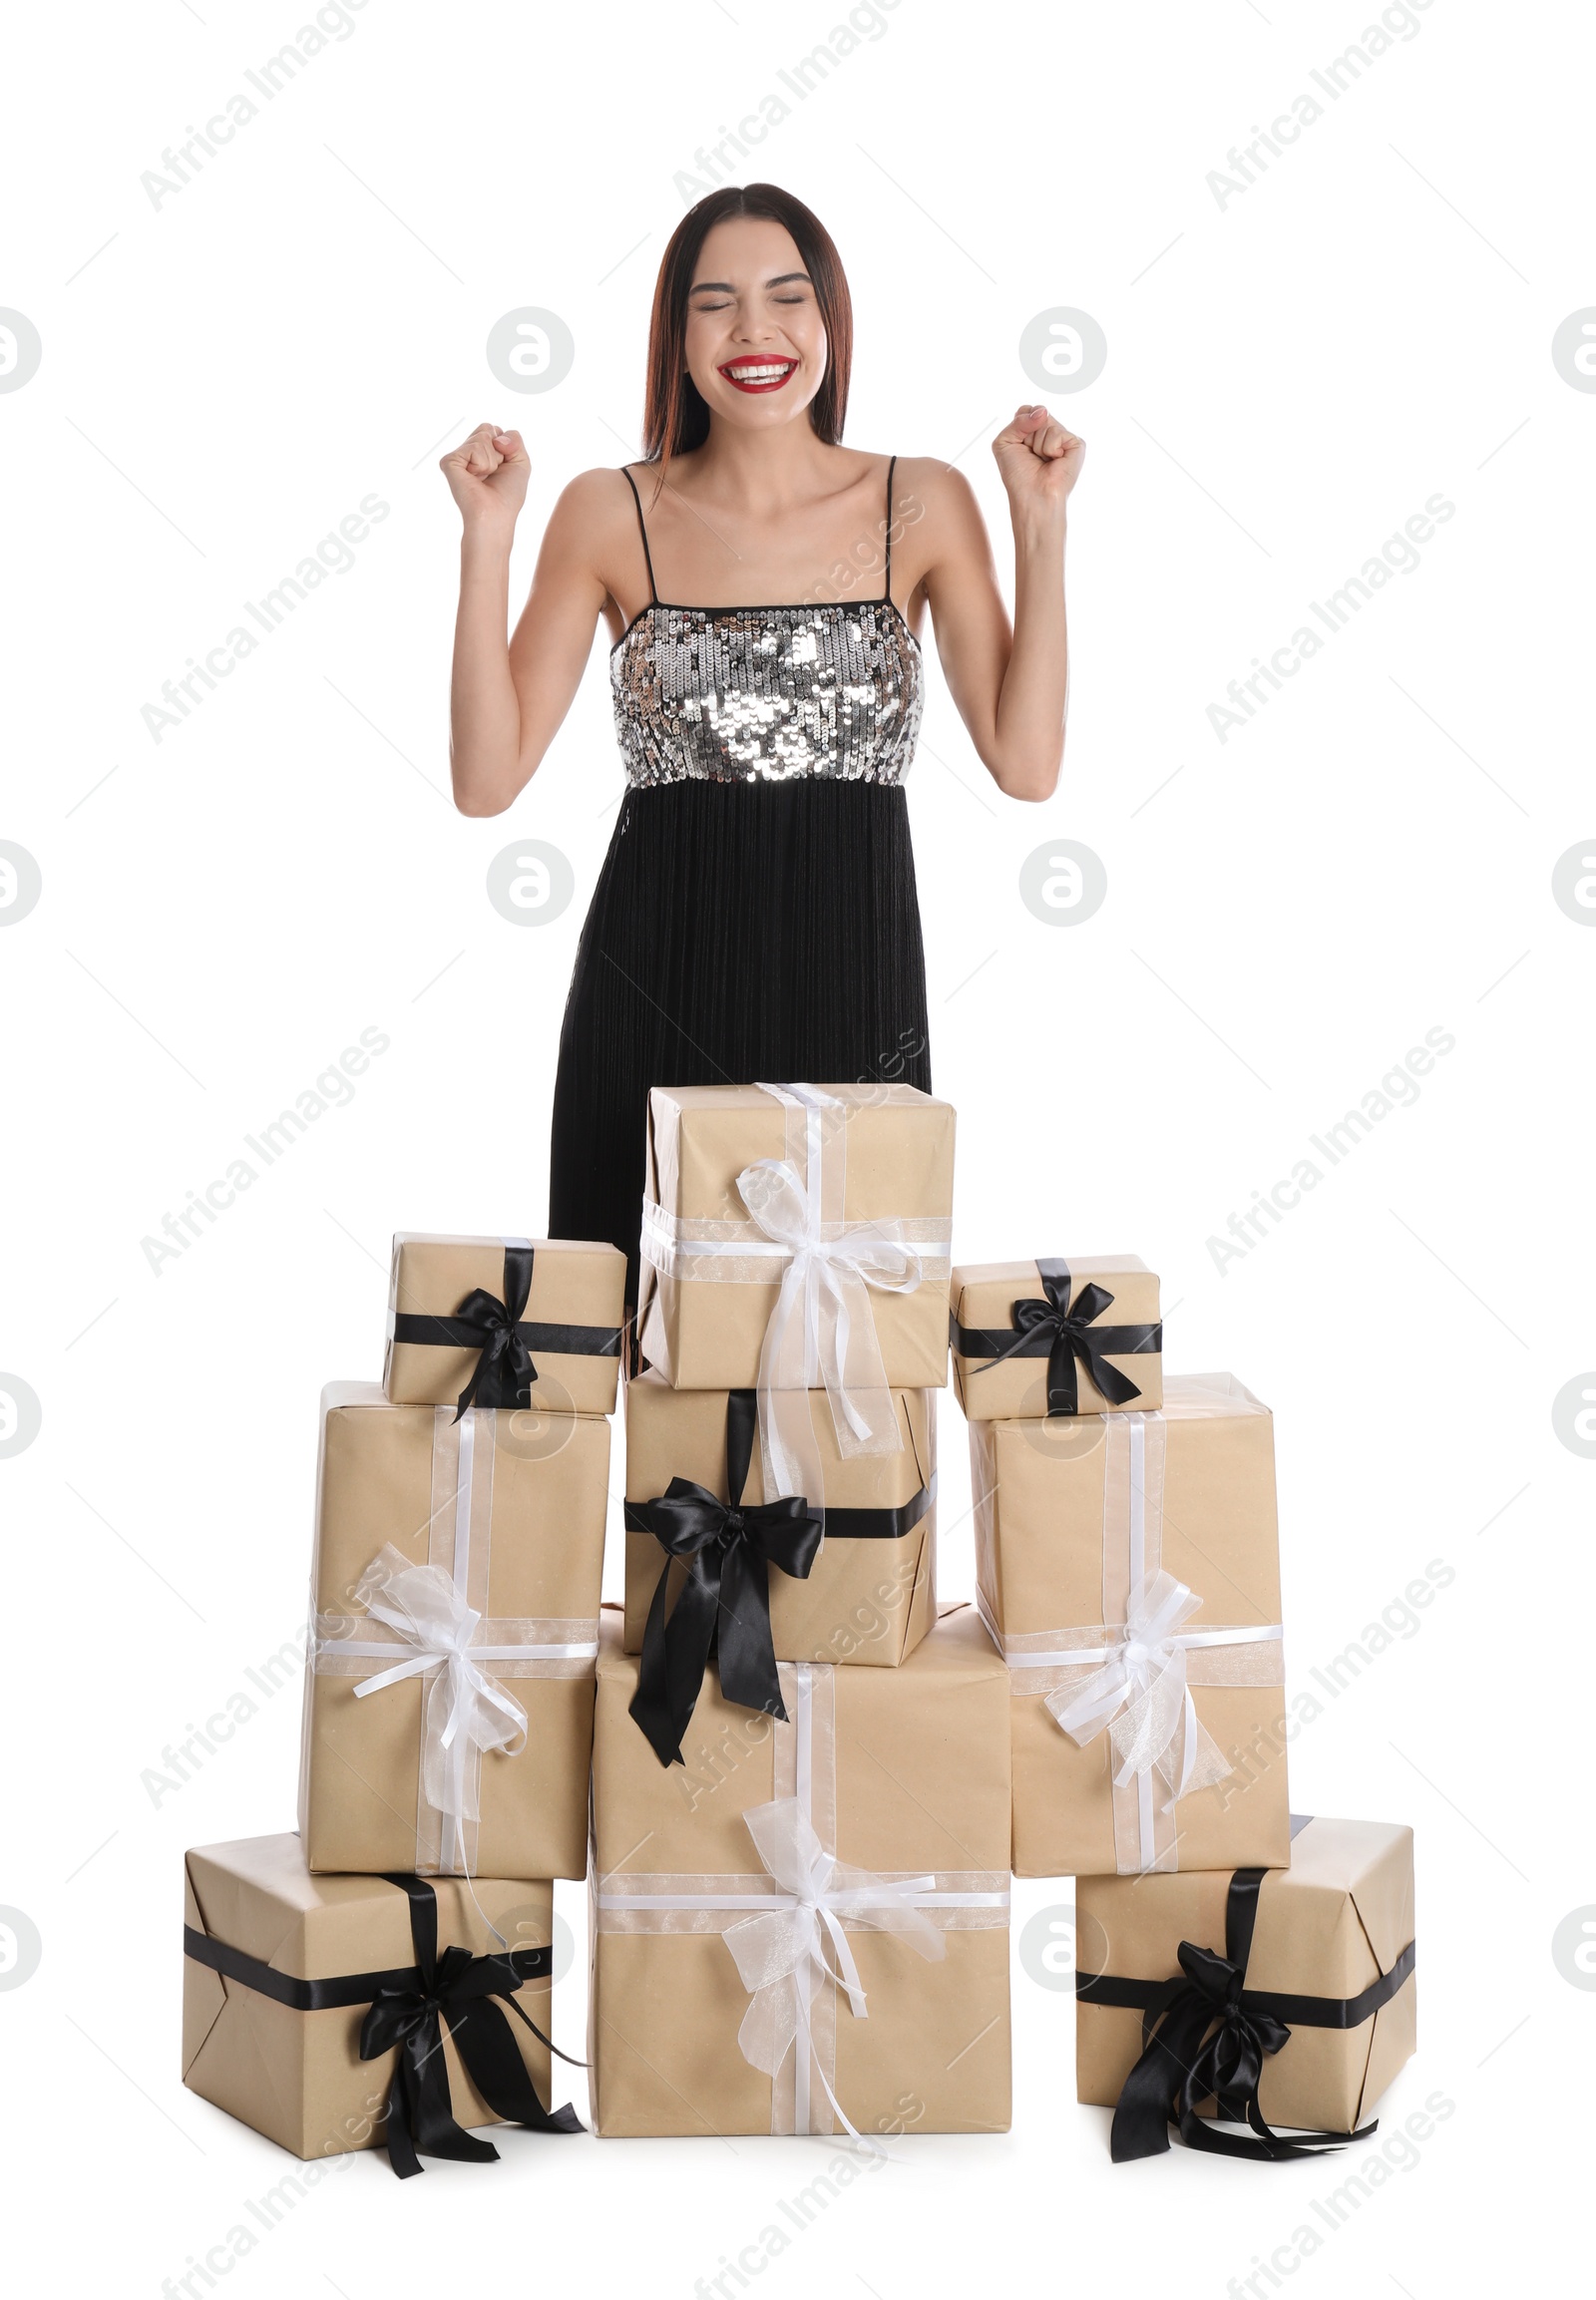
[383,1233,626,1418]
[622,1371,938,1752]
[298,1383,607,1880]
[183,1833,579,2173]
[635,1082,956,1402]
[589,1609,1012,2138]
[1075,1814,1417,2155]
[951,1256,1162,1421]
[971,1373,1290,1876]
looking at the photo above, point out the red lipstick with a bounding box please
[716,356,798,394]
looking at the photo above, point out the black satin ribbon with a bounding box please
[403,1244,538,1418]
[392,1314,621,1362]
[1077,1940,1416,2033]
[628,1389,825,1768]
[390,1243,622,1419]
[623,1477,935,1547]
[954,1256,1161,1416]
[1084,1867,1414,2164]
[184,1874,584,2178]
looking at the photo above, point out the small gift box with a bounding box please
[951,1256,1162,1420]
[183,1833,580,2175]
[590,1610,1011,2138]
[972,1375,1290,1876]
[621,1372,938,1762]
[1075,1814,1417,2159]
[298,1383,607,1879]
[636,1083,955,1500]
[383,1234,625,1418]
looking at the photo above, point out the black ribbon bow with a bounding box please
[974,1256,1159,1416]
[627,1389,824,1767]
[358,1873,584,2178]
[440,1244,538,1419]
[1106,1868,1379,2163]
[390,1244,622,1416]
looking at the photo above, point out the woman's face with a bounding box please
[682,216,828,432]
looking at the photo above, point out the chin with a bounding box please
[711,387,820,428]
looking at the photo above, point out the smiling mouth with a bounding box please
[718,358,798,393]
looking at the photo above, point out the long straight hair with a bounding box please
[639,185,853,489]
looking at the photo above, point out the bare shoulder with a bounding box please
[886,455,987,563]
[547,464,638,543]
[533,466,647,606]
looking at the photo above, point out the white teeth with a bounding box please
[726,363,792,381]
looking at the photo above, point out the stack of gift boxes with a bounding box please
[949,1257,1416,2156]
[596,1082,1008,2141]
[183,1235,625,2171]
[182,1086,1416,2174]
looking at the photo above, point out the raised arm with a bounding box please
[912,410,1083,802]
[441,426,617,816]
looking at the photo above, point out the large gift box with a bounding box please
[971,1374,1290,1875]
[183,1833,579,2173]
[621,1372,938,1764]
[636,1082,955,1410]
[590,1609,1011,2138]
[951,1256,1162,1420]
[1075,1814,1416,2157]
[298,1383,607,1879]
[383,1233,625,1417]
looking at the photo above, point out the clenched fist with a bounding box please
[440,422,531,537]
[992,406,1085,517]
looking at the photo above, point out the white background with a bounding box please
[1,0,1588,2291]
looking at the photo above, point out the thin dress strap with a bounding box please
[620,466,658,604]
[882,454,897,606]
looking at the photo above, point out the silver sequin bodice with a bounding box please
[610,599,924,788]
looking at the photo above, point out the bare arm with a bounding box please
[914,409,1082,802]
[441,426,615,816]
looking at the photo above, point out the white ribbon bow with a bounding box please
[349,1543,528,1821]
[736,1153,923,1501]
[722,1797,944,2138]
[1047,1568,1233,1808]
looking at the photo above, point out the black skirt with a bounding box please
[548,777,933,1304]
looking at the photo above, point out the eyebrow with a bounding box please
[688,270,812,293]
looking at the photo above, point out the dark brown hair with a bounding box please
[640,185,853,483]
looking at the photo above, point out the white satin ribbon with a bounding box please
[346,1544,531,1825]
[976,1409,1285,1873]
[1046,1567,1242,1801]
[739,1082,923,1501]
[594,1658,1009,2138]
[722,1797,943,2146]
[309,1404,598,1874]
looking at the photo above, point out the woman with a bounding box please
[442,183,1081,1305]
